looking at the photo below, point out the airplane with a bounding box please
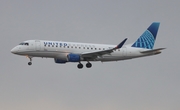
[11,22,165,69]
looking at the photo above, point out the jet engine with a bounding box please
[54,53,81,64]
[54,58,67,64]
[67,53,81,62]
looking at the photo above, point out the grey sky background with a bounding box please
[1,0,180,110]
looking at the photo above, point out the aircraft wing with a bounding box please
[81,38,127,58]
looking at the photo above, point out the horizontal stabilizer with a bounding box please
[140,48,166,54]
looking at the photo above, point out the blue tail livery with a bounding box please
[132,22,160,49]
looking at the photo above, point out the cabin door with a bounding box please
[35,40,41,51]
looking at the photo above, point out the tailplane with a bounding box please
[131,22,160,49]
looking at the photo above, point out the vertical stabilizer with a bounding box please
[131,22,160,49]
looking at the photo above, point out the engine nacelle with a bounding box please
[67,53,81,62]
[54,58,67,64]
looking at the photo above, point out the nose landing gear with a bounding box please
[27,56,32,66]
[28,62,32,65]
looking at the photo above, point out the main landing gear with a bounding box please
[86,62,92,68]
[77,63,83,69]
[77,62,92,69]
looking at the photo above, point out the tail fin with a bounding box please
[131,22,160,49]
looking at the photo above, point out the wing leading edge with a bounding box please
[81,38,127,58]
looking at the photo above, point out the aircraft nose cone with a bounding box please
[11,47,18,54]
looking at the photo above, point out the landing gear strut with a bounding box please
[27,56,32,66]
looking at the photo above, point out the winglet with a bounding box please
[115,38,128,49]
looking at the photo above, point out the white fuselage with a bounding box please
[11,40,158,62]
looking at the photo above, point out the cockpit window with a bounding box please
[19,42,29,46]
[25,43,29,45]
[19,43,24,45]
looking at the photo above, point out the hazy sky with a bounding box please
[1,0,180,110]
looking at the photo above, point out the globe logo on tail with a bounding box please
[132,22,160,49]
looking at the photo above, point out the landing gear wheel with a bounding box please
[86,62,92,68]
[28,62,32,65]
[77,63,83,69]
